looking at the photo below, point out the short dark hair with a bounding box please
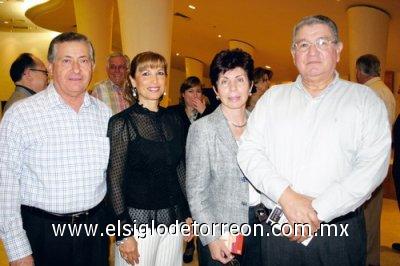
[180,76,201,94]
[209,48,254,89]
[254,67,273,84]
[356,54,381,77]
[48,32,95,63]
[292,15,340,48]
[9,53,36,82]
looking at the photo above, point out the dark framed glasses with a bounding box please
[29,68,48,76]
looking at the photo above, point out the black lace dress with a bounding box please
[106,102,190,240]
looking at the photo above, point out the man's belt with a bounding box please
[21,200,104,224]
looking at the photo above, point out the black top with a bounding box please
[168,104,213,141]
[392,115,400,207]
[107,102,190,237]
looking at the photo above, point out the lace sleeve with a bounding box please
[106,113,132,235]
[173,111,191,218]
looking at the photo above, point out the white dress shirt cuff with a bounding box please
[267,178,291,204]
[312,196,336,223]
[4,231,32,262]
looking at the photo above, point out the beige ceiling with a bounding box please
[4,0,400,82]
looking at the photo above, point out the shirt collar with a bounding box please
[109,80,124,92]
[46,82,94,110]
[15,85,36,96]
[295,71,340,98]
[364,77,381,87]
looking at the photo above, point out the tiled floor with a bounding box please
[1,199,399,266]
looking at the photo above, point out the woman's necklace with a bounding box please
[228,120,247,128]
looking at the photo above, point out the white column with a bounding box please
[228,40,255,57]
[117,0,173,106]
[74,0,113,86]
[347,6,390,81]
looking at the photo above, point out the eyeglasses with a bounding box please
[29,68,48,76]
[109,65,127,71]
[292,37,337,52]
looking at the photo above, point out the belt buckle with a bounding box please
[71,211,88,224]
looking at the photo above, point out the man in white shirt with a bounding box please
[0,32,112,266]
[356,53,395,266]
[238,15,391,265]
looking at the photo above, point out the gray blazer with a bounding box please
[4,85,35,113]
[186,106,257,245]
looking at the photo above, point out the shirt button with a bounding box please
[241,201,247,206]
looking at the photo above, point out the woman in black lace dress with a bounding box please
[107,51,192,266]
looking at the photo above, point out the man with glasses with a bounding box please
[238,15,390,265]
[4,53,48,112]
[92,51,131,114]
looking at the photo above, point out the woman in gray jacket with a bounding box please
[186,49,263,266]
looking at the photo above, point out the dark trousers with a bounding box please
[21,204,109,266]
[197,206,263,266]
[262,208,366,266]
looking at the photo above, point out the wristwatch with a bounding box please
[116,237,128,246]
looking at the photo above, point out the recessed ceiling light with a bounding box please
[0,1,4,4]
[188,5,196,10]
[218,34,222,38]
[176,53,180,56]
[265,65,271,69]
[4,21,9,24]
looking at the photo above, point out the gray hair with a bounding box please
[47,32,95,63]
[107,52,130,68]
[292,15,340,48]
[356,54,381,77]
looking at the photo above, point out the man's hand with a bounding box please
[119,236,140,265]
[208,239,234,264]
[278,187,320,242]
[10,255,34,266]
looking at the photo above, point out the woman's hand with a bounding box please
[119,236,140,265]
[208,238,234,264]
[183,217,194,242]
[192,98,206,114]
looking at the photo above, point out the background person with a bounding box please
[168,75,212,263]
[356,53,396,266]
[92,51,131,114]
[246,67,272,111]
[4,53,48,112]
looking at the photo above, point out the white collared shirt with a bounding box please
[237,73,391,223]
[0,83,112,261]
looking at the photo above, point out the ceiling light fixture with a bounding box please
[188,5,196,10]
[265,65,271,69]
[4,21,9,24]
[176,53,180,56]
[0,1,4,4]
[218,34,222,38]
